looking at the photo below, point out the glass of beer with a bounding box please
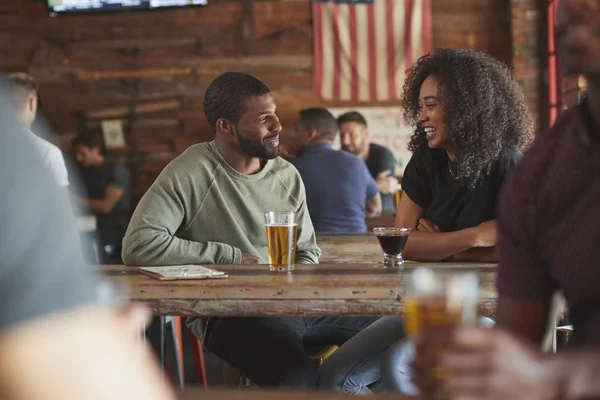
[373,227,412,268]
[264,211,298,272]
[404,268,479,337]
[402,268,479,396]
[394,184,403,209]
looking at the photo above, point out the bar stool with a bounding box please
[169,316,208,388]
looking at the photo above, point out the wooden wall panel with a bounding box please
[0,0,517,204]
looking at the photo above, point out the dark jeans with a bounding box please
[317,316,405,394]
[204,316,379,388]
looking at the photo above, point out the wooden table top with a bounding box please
[101,262,498,318]
[176,388,416,400]
[316,232,382,263]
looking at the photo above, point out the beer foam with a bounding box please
[265,223,298,227]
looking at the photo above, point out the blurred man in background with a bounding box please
[337,111,398,214]
[70,131,131,264]
[7,72,69,189]
[289,108,381,232]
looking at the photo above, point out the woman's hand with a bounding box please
[471,220,498,247]
[416,218,440,233]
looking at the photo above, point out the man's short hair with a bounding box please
[203,72,271,131]
[298,108,338,141]
[6,72,38,109]
[336,111,368,128]
[71,131,107,155]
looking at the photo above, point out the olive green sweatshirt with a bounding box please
[122,141,321,266]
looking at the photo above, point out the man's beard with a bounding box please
[236,126,279,159]
[342,143,362,156]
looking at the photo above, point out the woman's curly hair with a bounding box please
[402,48,535,187]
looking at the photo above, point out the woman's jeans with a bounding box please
[317,316,405,394]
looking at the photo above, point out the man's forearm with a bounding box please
[84,198,111,215]
[122,227,241,266]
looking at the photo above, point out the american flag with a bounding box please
[312,0,432,102]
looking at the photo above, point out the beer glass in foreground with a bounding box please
[404,268,479,337]
[264,211,298,272]
[373,227,412,268]
[398,269,479,396]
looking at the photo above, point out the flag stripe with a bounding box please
[421,0,433,55]
[331,2,341,100]
[394,0,405,97]
[375,0,388,100]
[403,0,414,79]
[356,7,369,101]
[312,1,323,98]
[349,4,359,100]
[338,5,352,101]
[366,4,377,100]
[385,0,396,100]
[320,3,334,100]
[411,0,423,63]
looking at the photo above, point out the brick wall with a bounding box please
[510,0,546,132]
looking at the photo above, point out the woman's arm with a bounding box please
[395,194,493,262]
[448,246,498,263]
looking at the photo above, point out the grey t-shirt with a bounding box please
[0,92,96,332]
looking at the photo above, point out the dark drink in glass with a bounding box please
[373,227,412,268]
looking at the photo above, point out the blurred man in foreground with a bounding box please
[412,0,600,398]
[413,327,600,400]
[0,80,173,400]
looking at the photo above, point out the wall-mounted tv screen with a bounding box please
[48,0,207,16]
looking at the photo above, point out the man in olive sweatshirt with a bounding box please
[122,72,378,388]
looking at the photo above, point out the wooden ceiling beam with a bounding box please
[83,98,182,119]
[75,67,192,81]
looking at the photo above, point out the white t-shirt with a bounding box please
[24,128,69,187]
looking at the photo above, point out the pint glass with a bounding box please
[264,211,298,272]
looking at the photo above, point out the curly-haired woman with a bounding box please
[316,49,535,394]
[398,48,534,262]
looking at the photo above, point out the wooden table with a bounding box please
[317,233,381,263]
[365,213,397,231]
[101,263,498,318]
[176,388,416,400]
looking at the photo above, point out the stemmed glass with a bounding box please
[373,227,412,268]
